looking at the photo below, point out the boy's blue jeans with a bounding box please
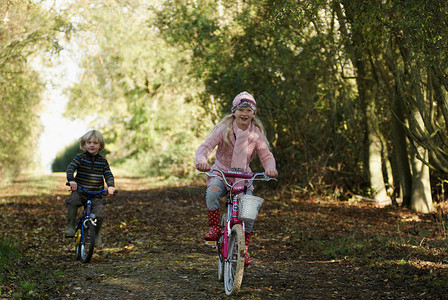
[206,177,254,233]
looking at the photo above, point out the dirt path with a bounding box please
[1,174,448,299]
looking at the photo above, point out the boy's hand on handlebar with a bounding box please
[196,162,211,172]
[108,186,115,195]
[69,181,77,191]
[265,169,278,178]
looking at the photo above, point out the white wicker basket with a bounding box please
[239,195,264,221]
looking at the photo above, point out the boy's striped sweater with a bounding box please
[66,151,115,192]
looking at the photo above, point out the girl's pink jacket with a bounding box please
[195,122,276,174]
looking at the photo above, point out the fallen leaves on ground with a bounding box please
[1,173,448,299]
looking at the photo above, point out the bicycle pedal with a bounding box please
[204,241,216,247]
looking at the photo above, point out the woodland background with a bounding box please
[2,0,448,213]
[3,1,448,298]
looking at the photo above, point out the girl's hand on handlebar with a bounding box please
[108,186,115,195]
[196,162,211,172]
[69,181,77,191]
[265,169,278,178]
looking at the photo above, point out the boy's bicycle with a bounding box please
[66,183,115,263]
[199,168,276,296]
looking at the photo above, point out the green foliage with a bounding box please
[389,0,448,173]
[154,0,363,187]
[151,0,448,204]
[47,0,448,199]
[0,59,42,182]
[340,0,448,204]
[64,0,211,178]
[51,141,81,172]
[0,1,72,184]
[51,139,111,173]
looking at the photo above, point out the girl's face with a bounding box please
[233,107,255,130]
[85,138,101,155]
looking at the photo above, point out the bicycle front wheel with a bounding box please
[217,213,227,282]
[224,223,245,295]
[75,228,81,260]
[217,235,224,282]
[80,221,96,263]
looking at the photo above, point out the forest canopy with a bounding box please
[2,0,448,213]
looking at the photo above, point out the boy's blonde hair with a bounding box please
[80,130,105,151]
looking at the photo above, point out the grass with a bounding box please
[0,173,60,197]
[0,239,19,275]
[274,195,448,293]
[0,239,21,298]
[0,239,66,299]
[295,224,448,290]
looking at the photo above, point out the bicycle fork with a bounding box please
[77,200,97,245]
[221,194,244,260]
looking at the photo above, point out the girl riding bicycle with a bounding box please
[65,130,115,247]
[195,91,278,265]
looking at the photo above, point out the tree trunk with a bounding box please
[366,92,390,205]
[337,0,391,205]
[410,143,433,213]
[390,93,413,206]
[408,66,434,213]
[386,47,413,207]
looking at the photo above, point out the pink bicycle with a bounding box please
[199,168,276,295]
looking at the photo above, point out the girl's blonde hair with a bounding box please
[211,114,270,148]
[80,130,105,151]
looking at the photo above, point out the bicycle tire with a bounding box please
[224,223,245,295]
[217,213,227,281]
[80,221,96,263]
[75,228,81,260]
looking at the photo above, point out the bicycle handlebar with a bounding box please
[199,168,277,190]
[65,182,118,196]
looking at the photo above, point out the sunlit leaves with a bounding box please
[64,0,210,177]
[0,1,72,183]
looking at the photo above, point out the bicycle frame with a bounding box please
[221,193,242,260]
[76,186,106,234]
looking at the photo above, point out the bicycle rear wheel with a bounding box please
[224,223,245,295]
[80,221,96,263]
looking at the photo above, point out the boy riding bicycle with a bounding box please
[64,130,115,247]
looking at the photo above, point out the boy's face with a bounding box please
[85,138,100,156]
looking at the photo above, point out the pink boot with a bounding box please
[204,209,221,241]
[244,232,253,265]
